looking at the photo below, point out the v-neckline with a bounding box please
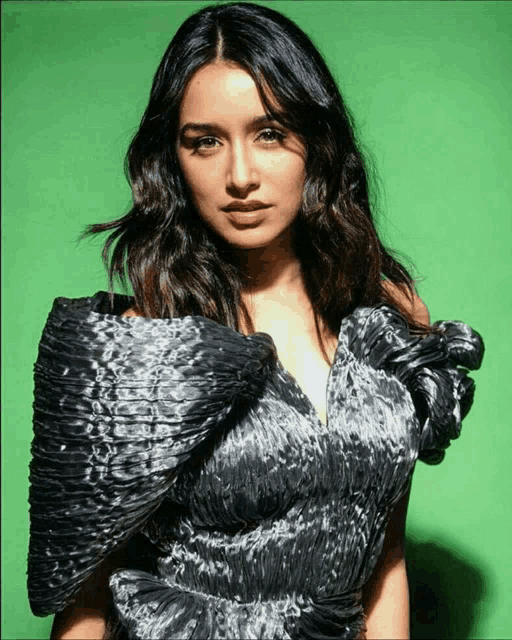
[262,322,344,430]
[109,291,345,429]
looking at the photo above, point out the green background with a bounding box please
[2,1,510,638]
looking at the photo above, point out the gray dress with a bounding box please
[27,291,484,639]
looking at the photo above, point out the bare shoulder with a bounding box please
[382,280,430,327]
[122,307,144,318]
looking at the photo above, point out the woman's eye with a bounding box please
[190,128,286,152]
[192,136,219,150]
[258,128,287,143]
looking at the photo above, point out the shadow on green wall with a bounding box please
[407,536,489,639]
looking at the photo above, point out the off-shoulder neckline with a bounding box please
[52,291,380,324]
[52,291,363,429]
[42,291,485,462]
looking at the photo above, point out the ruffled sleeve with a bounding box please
[27,293,277,616]
[343,304,484,465]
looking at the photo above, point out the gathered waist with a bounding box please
[109,568,365,640]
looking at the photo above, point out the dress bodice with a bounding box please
[27,292,484,639]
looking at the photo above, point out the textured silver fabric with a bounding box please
[27,292,484,639]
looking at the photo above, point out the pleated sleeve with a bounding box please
[27,295,277,616]
[344,304,484,465]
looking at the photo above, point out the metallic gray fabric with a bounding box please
[27,292,484,639]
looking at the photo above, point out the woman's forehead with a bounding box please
[179,63,263,120]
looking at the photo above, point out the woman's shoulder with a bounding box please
[381,280,430,327]
[46,291,134,319]
[342,288,484,465]
[122,306,143,318]
[38,291,278,381]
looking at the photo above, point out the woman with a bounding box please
[27,2,484,639]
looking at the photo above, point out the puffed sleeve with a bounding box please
[343,303,484,465]
[27,295,277,616]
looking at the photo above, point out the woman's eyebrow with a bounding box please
[180,114,279,136]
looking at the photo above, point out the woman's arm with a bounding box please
[51,606,106,640]
[49,551,123,640]
[50,567,109,640]
[361,285,428,638]
[361,484,411,640]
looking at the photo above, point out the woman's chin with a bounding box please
[230,237,281,251]
[217,229,276,251]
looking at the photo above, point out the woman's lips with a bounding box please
[226,208,269,228]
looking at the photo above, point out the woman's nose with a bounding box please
[227,143,259,194]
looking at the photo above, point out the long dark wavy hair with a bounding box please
[85,0,426,367]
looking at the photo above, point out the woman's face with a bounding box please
[177,62,306,250]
